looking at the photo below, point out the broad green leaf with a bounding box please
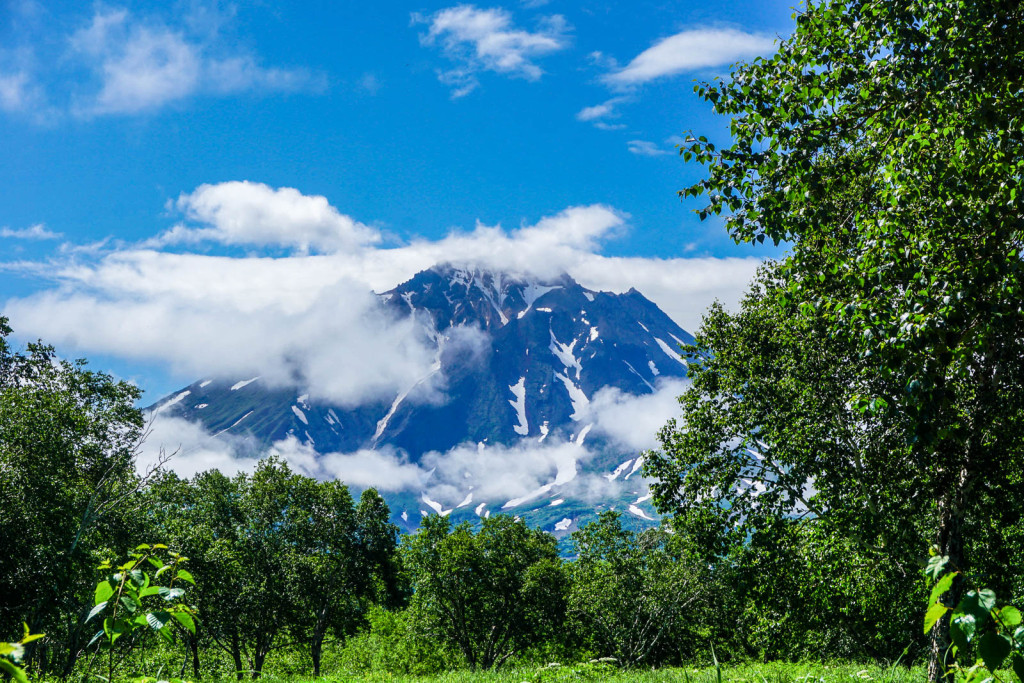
[951,619,971,652]
[139,586,161,598]
[129,569,146,587]
[925,602,949,634]
[1011,653,1024,683]
[170,612,195,635]
[19,634,43,645]
[155,565,171,579]
[146,611,172,632]
[158,587,185,602]
[926,555,949,581]
[996,605,1022,629]
[0,643,16,657]
[175,570,195,585]
[87,630,104,648]
[954,613,977,644]
[87,601,108,623]
[979,589,998,613]
[978,632,1012,672]
[0,658,28,683]
[1,643,22,661]
[94,581,114,606]
[929,572,956,606]
[119,595,138,614]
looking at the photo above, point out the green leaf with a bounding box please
[87,601,108,623]
[978,632,1012,671]
[0,643,17,657]
[978,589,998,612]
[1011,653,1024,683]
[158,587,185,602]
[94,581,114,606]
[139,586,161,598]
[129,569,146,587]
[996,605,1022,629]
[170,612,196,635]
[951,618,971,652]
[146,611,172,632]
[119,595,138,614]
[19,634,43,646]
[0,658,28,683]
[925,602,949,634]
[929,572,956,606]
[175,570,195,586]
[925,555,949,581]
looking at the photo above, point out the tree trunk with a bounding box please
[231,633,244,682]
[189,631,201,679]
[311,637,322,678]
[252,649,266,680]
[927,482,965,683]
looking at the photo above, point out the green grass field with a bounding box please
[235,662,931,683]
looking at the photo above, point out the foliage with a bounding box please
[85,544,196,683]
[335,605,452,677]
[566,512,714,667]
[0,317,147,677]
[0,625,44,683]
[924,551,1024,682]
[145,461,404,680]
[660,0,1024,677]
[402,515,566,671]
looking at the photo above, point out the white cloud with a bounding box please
[0,223,62,240]
[157,181,381,252]
[583,378,690,452]
[67,7,323,116]
[414,4,569,97]
[0,71,34,112]
[604,28,775,87]
[138,414,259,478]
[627,139,671,156]
[2,183,762,407]
[576,95,630,126]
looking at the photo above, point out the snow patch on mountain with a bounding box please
[230,377,260,391]
[550,330,582,379]
[509,377,529,436]
[654,337,686,366]
[555,372,589,420]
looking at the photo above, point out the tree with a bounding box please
[566,512,715,667]
[661,1,1024,678]
[0,318,148,677]
[402,514,565,671]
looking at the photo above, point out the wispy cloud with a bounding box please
[413,4,570,97]
[0,223,62,240]
[68,8,323,116]
[626,139,671,156]
[603,28,774,87]
[0,5,324,120]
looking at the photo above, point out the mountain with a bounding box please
[149,264,693,539]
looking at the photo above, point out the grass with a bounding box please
[233,661,931,683]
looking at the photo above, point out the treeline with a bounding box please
[0,317,954,681]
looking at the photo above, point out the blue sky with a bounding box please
[0,0,795,402]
